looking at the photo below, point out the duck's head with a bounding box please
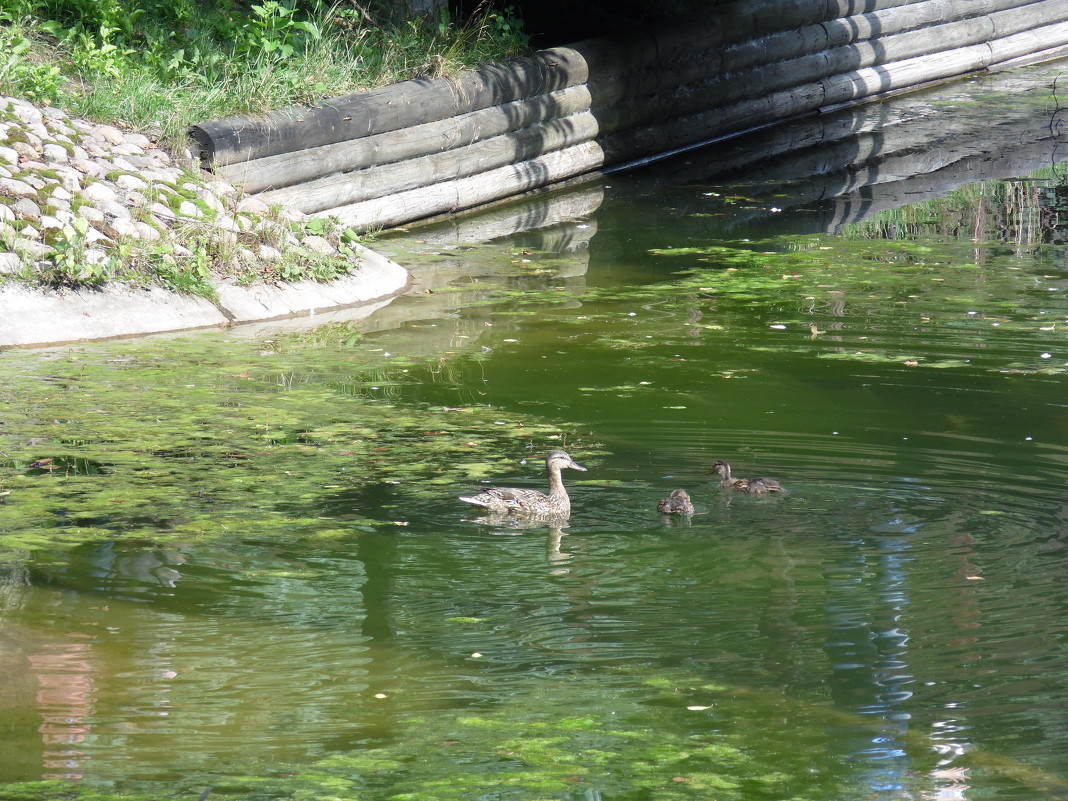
[708,460,730,477]
[547,450,586,472]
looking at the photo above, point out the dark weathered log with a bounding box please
[217,84,594,193]
[588,0,1065,140]
[711,0,1041,78]
[594,18,1068,171]
[189,47,590,167]
[260,111,600,213]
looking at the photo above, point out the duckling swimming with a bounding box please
[460,450,586,517]
[709,460,785,495]
[657,488,695,515]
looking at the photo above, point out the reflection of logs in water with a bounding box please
[399,184,604,246]
[613,61,1068,236]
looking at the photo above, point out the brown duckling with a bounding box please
[460,450,586,517]
[657,488,695,515]
[709,460,785,495]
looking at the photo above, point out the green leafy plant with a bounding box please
[66,24,135,79]
[0,25,63,102]
[234,1,322,63]
[35,216,117,286]
[152,241,217,298]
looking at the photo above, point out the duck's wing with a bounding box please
[753,477,785,492]
[658,493,695,514]
[460,487,549,512]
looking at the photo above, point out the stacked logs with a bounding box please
[189,0,1068,231]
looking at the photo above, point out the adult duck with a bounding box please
[709,460,785,495]
[657,488,695,515]
[460,450,586,517]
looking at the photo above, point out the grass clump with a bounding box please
[0,0,531,151]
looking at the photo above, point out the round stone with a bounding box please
[95,199,131,219]
[123,132,153,149]
[0,252,22,273]
[0,177,36,196]
[149,202,176,220]
[93,124,126,146]
[42,143,70,164]
[301,235,336,256]
[80,182,119,204]
[104,217,139,239]
[76,206,105,224]
[12,197,42,220]
[115,173,148,191]
[258,244,283,262]
[134,221,161,241]
[84,248,110,265]
[237,196,271,215]
[177,200,203,219]
[71,159,106,177]
[12,142,39,161]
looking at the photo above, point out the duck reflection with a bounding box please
[469,511,574,573]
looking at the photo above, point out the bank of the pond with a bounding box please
[0,95,410,348]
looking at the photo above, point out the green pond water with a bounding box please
[2,62,1068,800]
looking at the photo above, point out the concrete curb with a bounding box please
[0,244,410,348]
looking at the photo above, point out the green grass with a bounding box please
[0,0,531,151]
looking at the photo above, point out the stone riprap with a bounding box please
[0,95,410,347]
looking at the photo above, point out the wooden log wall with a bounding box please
[189,0,1068,231]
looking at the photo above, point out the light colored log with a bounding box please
[260,111,601,213]
[329,142,607,230]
